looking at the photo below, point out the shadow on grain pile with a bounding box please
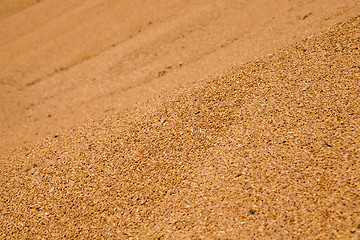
[1,16,360,239]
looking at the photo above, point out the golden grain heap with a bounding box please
[1,9,359,240]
